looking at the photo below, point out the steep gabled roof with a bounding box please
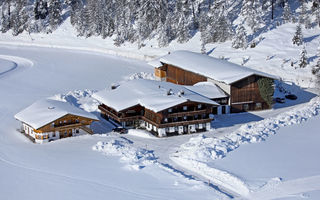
[15,99,98,129]
[93,79,219,113]
[150,50,278,85]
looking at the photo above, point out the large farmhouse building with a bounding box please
[15,99,98,143]
[150,51,277,113]
[93,79,223,137]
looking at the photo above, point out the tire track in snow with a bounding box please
[0,152,168,200]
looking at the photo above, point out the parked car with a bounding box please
[275,97,285,103]
[112,127,127,134]
[285,94,297,100]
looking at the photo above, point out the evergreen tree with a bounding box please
[241,0,263,32]
[292,23,303,46]
[1,0,12,33]
[298,45,308,68]
[174,1,192,43]
[314,4,320,27]
[67,0,83,27]
[48,0,62,31]
[11,0,28,36]
[282,2,291,23]
[158,14,174,47]
[312,45,320,75]
[232,24,247,49]
[34,0,48,20]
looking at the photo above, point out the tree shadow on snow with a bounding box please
[303,34,320,43]
[213,112,264,129]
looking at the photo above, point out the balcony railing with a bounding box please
[166,108,211,118]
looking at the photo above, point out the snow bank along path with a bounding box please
[0,41,155,61]
[171,96,320,198]
[0,54,33,76]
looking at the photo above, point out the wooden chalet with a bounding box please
[150,51,277,113]
[93,79,219,137]
[15,99,98,143]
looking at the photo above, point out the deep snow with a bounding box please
[0,17,320,200]
[0,45,226,200]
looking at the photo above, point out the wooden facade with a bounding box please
[157,64,207,85]
[98,101,215,137]
[22,114,97,143]
[230,75,270,112]
[35,114,95,133]
[155,64,273,113]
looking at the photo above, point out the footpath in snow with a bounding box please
[170,96,320,198]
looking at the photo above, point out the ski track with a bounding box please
[0,54,33,77]
[0,152,170,200]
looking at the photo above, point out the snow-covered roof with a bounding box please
[93,79,219,113]
[185,82,228,99]
[153,50,278,84]
[15,99,98,130]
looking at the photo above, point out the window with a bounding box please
[164,118,168,123]
[51,122,55,127]
[256,103,262,109]
[243,104,249,111]
[52,132,56,137]
[198,104,202,109]
[183,106,187,111]
[183,116,187,120]
[76,129,79,133]
[168,108,172,113]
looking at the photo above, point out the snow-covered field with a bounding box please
[0,20,320,199]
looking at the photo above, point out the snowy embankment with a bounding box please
[171,96,320,197]
[92,138,157,171]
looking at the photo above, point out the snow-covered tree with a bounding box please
[34,0,48,20]
[241,0,263,32]
[158,14,174,47]
[292,23,303,46]
[232,24,247,49]
[314,3,320,27]
[298,45,308,68]
[66,0,83,27]
[174,1,192,43]
[48,0,62,31]
[11,0,28,36]
[282,2,292,23]
[1,0,12,33]
[312,45,320,75]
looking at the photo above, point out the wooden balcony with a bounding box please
[167,108,212,118]
[158,118,212,128]
[99,104,213,129]
[98,105,140,122]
